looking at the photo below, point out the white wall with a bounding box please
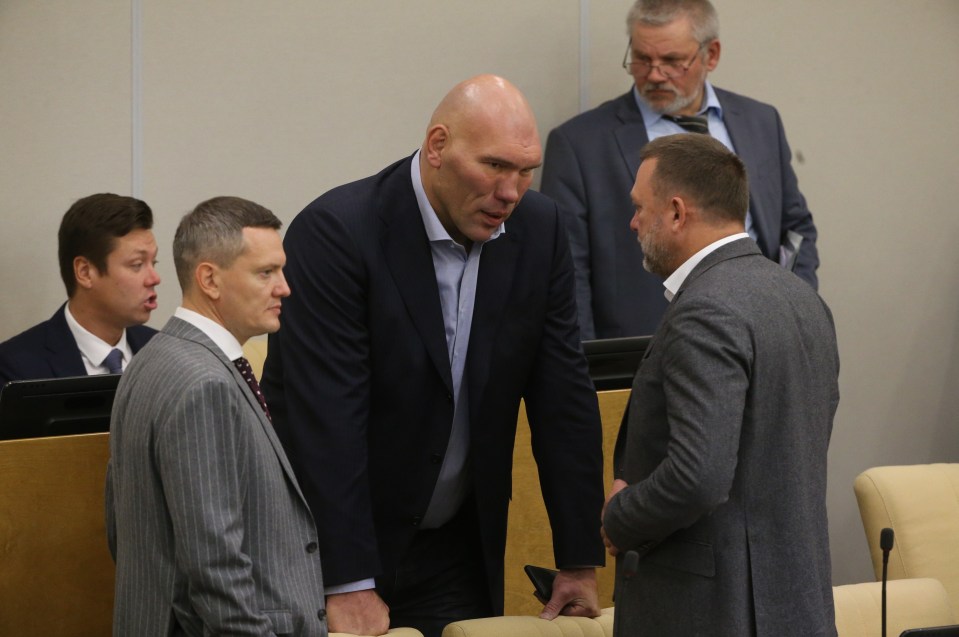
[2,0,958,586]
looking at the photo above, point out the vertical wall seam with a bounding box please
[131,0,143,198]
[579,0,590,113]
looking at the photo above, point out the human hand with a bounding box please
[538,567,600,620]
[601,479,628,556]
[326,589,390,636]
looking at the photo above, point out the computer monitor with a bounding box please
[582,336,652,391]
[0,374,120,441]
[901,627,959,636]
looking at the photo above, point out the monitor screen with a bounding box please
[582,336,652,391]
[0,374,120,441]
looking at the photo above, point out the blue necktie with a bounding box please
[103,348,124,374]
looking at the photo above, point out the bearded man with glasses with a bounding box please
[542,0,820,340]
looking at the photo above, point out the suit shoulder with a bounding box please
[292,155,412,228]
[0,319,52,354]
[713,86,780,117]
[549,92,632,138]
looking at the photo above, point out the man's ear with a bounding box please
[704,39,721,72]
[669,196,689,230]
[424,124,450,168]
[194,262,221,300]
[73,256,96,290]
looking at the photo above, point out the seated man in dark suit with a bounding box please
[0,193,160,386]
[541,0,819,339]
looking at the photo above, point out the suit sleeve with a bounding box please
[156,378,277,635]
[603,295,750,550]
[269,206,380,586]
[774,110,819,289]
[541,127,597,340]
[523,208,606,567]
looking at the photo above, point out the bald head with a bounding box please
[427,74,538,143]
[419,75,542,249]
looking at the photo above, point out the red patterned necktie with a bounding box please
[233,356,271,422]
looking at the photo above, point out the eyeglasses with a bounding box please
[622,39,707,79]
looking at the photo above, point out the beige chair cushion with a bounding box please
[442,608,614,637]
[834,579,955,637]
[854,464,959,618]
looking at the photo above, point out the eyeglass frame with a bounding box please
[622,38,709,79]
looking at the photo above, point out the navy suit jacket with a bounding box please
[541,87,819,339]
[261,154,605,613]
[0,305,156,386]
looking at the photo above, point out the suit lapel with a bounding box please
[716,90,774,255]
[45,306,87,376]
[467,227,521,417]
[163,317,308,501]
[613,92,650,183]
[379,157,455,393]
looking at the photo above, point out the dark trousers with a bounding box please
[377,500,493,637]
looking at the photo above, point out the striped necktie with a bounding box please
[663,114,710,135]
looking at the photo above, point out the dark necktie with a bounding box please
[233,356,271,422]
[664,114,710,135]
[103,348,124,374]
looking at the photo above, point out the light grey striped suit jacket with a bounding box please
[106,317,327,636]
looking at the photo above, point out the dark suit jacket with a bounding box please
[261,154,605,613]
[107,318,326,636]
[604,239,839,636]
[541,88,819,339]
[0,304,156,386]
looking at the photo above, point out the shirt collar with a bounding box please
[633,80,723,129]
[64,303,132,369]
[173,306,244,361]
[410,149,505,245]
[662,233,750,302]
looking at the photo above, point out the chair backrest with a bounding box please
[854,464,959,619]
[834,579,955,637]
[442,608,614,637]
[242,337,269,380]
[0,432,114,634]
[505,390,628,615]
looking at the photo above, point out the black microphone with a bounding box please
[881,527,895,637]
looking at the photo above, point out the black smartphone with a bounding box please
[523,564,558,602]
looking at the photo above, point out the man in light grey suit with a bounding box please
[541,0,818,339]
[106,197,327,636]
[601,134,839,636]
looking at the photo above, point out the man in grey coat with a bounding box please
[602,134,839,636]
[106,197,327,636]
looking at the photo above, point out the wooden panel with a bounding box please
[0,433,114,633]
[504,389,629,615]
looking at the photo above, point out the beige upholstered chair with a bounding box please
[833,579,955,637]
[854,463,959,619]
[242,337,269,379]
[442,608,614,637]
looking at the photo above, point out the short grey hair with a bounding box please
[626,0,719,44]
[173,196,282,291]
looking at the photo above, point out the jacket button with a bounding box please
[306,542,318,553]
[446,392,453,403]
[411,515,422,527]
[430,453,442,464]
[317,608,327,620]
